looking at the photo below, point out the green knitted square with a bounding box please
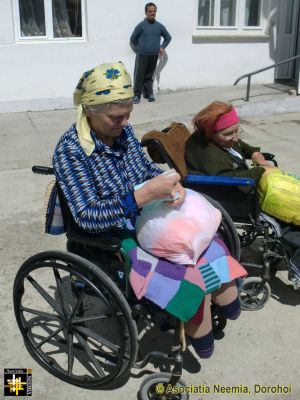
[166,280,205,322]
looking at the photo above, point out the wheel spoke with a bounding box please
[74,331,106,378]
[70,288,85,319]
[20,306,61,321]
[35,326,64,349]
[254,296,261,305]
[53,268,73,317]
[67,331,74,376]
[74,325,120,353]
[72,314,112,324]
[26,275,64,317]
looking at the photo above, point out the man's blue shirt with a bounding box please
[130,19,172,55]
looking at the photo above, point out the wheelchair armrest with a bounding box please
[183,174,255,187]
[261,152,278,167]
[66,231,121,252]
[32,165,54,175]
[262,152,275,160]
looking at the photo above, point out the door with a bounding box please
[295,7,300,90]
[275,0,300,79]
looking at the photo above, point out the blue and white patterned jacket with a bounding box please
[53,124,162,233]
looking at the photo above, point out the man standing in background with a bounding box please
[130,3,172,104]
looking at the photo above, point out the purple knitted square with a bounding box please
[129,249,153,277]
[145,272,181,309]
[155,259,186,280]
[201,236,229,262]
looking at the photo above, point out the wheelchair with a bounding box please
[13,165,240,399]
[141,123,300,312]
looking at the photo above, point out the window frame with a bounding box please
[13,0,87,42]
[194,0,267,38]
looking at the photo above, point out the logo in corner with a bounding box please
[4,368,32,397]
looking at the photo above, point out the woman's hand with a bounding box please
[252,151,277,170]
[164,181,186,207]
[134,169,184,208]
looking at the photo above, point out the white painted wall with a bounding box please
[0,0,15,44]
[0,0,279,111]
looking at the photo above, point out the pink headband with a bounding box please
[214,108,240,132]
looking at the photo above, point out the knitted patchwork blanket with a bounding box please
[121,231,246,322]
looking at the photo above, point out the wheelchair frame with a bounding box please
[13,165,239,398]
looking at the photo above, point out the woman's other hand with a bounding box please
[252,151,277,170]
[134,169,185,207]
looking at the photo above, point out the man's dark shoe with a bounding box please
[133,96,141,104]
[148,95,155,102]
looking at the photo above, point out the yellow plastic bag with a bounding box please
[258,168,300,225]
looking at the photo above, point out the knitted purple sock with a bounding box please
[189,330,214,359]
[218,297,241,320]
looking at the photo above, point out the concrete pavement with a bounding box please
[1,85,300,400]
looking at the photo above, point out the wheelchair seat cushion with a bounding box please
[121,230,247,322]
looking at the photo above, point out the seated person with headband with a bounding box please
[185,101,276,185]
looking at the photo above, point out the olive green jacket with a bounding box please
[185,132,265,185]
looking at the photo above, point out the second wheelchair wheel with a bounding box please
[13,250,138,389]
[238,277,271,311]
[139,372,189,400]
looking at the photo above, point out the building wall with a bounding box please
[0,0,278,111]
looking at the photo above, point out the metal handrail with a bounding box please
[234,54,300,101]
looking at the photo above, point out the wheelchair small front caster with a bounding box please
[138,372,189,400]
[238,277,271,311]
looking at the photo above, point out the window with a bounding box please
[220,0,236,26]
[197,0,261,28]
[15,0,85,40]
[244,0,260,26]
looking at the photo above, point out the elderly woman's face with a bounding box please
[212,123,239,148]
[87,103,133,145]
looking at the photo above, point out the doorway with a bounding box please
[275,0,300,81]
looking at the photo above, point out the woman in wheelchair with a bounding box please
[52,63,246,360]
[185,101,277,186]
[185,101,300,292]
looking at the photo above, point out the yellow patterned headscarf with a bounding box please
[73,61,134,155]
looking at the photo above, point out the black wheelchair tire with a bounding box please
[13,250,138,389]
[202,194,241,261]
[238,276,271,311]
[139,372,189,400]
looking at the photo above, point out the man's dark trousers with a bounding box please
[134,54,158,98]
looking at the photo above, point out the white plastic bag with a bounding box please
[135,188,222,265]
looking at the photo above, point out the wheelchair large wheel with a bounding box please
[13,251,138,389]
[238,277,271,311]
[203,194,241,261]
[139,372,189,400]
